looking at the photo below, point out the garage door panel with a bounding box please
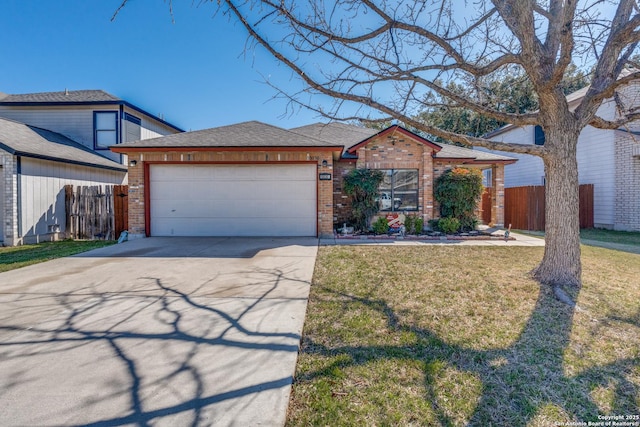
[150,164,317,236]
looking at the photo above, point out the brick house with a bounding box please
[111,121,516,239]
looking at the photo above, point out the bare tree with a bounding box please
[213,0,640,290]
[115,0,640,290]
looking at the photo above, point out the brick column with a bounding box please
[317,153,335,237]
[1,154,18,245]
[422,150,434,223]
[492,164,505,227]
[126,154,146,239]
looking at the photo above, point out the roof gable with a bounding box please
[346,125,442,154]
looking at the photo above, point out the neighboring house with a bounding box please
[0,89,184,245]
[486,80,640,231]
[111,121,515,239]
[0,117,127,245]
[0,90,184,164]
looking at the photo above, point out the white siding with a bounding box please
[0,105,181,165]
[576,126,615,227]
[0,106,96,149]
[122,106,178,140]
[489,120,616,227]
[19,158,126,241]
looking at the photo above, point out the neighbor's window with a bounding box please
[123,112,142,143]
[94,111,118,149]
[378,169,419,211]
[534,125,545,145]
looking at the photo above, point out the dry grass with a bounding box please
[0,240,115,272]
[287,245,640,426]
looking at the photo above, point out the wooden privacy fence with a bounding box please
[504,184,594,231]
[65,185,128,240]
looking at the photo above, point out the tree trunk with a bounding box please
[532,128,582,288]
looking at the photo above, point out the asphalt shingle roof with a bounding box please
[116,121,342,148]
[291,122,377,147]
[114,119,515,162]
[0,117,127,171]
[434,142,516,161]
[0,90,121,104]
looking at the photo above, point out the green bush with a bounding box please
[438,217,460,234]
[404,215,415,234]
[428,218,440,231]
[434,167,484,231]
[372,216,390,234]
[403,215,424,235]
[343,169,385,231]
[415,217,424,234]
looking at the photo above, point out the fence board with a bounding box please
[504,184,594,231]
[65,185,128,240]
[481,188,493,224]
[113,185,129,239]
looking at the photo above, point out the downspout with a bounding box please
[119,104,124,165]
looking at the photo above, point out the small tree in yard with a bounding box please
[342,169,384,232]
[434,168,484,231]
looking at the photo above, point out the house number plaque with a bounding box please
[319,173,332,181]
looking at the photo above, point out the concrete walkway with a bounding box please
[0,237,318,427]
[321,230,546,246]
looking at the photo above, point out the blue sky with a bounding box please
[0,0,326,131]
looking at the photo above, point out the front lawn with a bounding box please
[287,245,640,426]
[0,240,116,273]
[580,228,640,247]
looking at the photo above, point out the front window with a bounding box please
[378,169,419,211]
[482,168,493,187]
[94,111,118,149]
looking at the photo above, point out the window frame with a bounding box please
[534,125,545,146]
[377,168,419,212]
[123,112,142,143]
[93,111,119,150]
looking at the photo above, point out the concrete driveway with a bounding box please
[0,237,318,426]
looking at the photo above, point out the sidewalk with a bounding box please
[321,230,545,247]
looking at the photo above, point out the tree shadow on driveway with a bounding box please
[0,266,310,426]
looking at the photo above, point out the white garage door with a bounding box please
[149,164,317,236]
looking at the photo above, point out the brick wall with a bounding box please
[353,135,435,224]
[332,161,355,226]
[614,132,640,231]
[1,153,17,244]
[124,149,335,237]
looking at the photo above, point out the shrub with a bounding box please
[372,216,390,234]
[428,218,440,231]
[434,167,483,231]
[438,217,460,234]
[414,217,424,234]
[343,169,384,231]
[404,215,415,234]
[403,215,424,235]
